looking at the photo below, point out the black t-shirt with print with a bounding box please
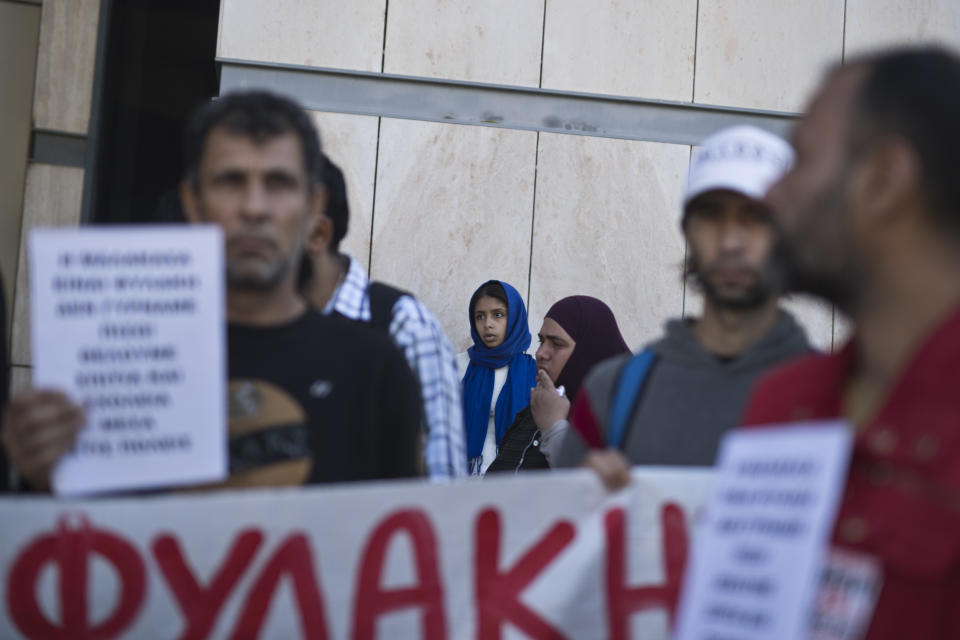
[225,309,420,486]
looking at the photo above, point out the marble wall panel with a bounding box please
[0,1,41,343]
[683,281,704,319]
[308,112,380,270]
[833,311,853,351]
[370,119,538,353]
[845,0,960,56]
[218,0,386,71]
[33,0,100,134]
[383,0,544,86]
[11,165,85,367]
[529,133,689,352]
[684,288,834,352]
[541,0,697,100]
[681,212,836,352]
[694,0,844,112]
[10,366,31,397]
[781,295,834,353]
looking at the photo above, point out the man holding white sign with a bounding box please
[27,226,228,495]
[2,91,421,491]
[741,47,960,638]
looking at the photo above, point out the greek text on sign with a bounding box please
[0,469,713,639]
[29,225,227,496]
[673,422,853,640]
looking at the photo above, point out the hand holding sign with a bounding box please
[582,449,632,491]
[1,389,85,490]
[28,226,227,496]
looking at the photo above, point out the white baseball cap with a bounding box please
[683,125,795,214]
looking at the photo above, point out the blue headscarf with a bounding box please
[462,280,538,462]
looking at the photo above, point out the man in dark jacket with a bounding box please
[1,91,421,491]
[547,125,811,481]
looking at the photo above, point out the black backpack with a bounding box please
[366,281,410,333]
[365,281,427,475]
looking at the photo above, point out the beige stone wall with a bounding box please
[7,0,100,385]
[7,0,958,373]
[370,119,538,346]
[11,164,86,368]
[528,134,688,350]
[0,1,40,348]
[32,0,101,134]
[225,0,960,354]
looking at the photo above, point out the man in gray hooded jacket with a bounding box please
[543,126,812,481]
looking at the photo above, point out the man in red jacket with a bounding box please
[743,47,960,638]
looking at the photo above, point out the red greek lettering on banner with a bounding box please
[152,528,264,640]
[7,514,146,640]
[351,509,447,640]
[229,532,330,640]
[474,508,575,640]
[604,503,689,640]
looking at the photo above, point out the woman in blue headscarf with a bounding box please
[462,280,538,475]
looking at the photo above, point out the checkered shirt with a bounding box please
[323,256,467,479]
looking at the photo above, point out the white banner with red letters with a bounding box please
[0,468,713,640]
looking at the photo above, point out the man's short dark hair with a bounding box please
[846,47,960,234]
[182,90,324,190]
[295,153,349,289]
[322,156,349,252]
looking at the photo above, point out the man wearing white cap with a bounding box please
[545,125,812,480]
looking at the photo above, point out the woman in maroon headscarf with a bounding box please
[486,295,630,473]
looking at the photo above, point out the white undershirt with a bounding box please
[479,365,509,475]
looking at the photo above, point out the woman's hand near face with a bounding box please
[530,369,570,431]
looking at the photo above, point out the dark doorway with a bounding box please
[90,0,221,224]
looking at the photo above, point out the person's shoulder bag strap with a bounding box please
[607,348,657,450]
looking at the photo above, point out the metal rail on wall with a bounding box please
[217,57,798,146]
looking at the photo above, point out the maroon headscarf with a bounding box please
[544,296,631,402]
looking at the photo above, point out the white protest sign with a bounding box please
[0,468,713,640]
[673,422,853,640]
[29,225,227,496]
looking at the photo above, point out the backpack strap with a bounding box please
[607,348,657,450]
[366,281,408,333]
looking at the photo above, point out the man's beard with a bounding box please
[225,236,301,292]
[772,178,861,313]
[226,259,290,291]
[686,250,784,311]
[777,234,860,312]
